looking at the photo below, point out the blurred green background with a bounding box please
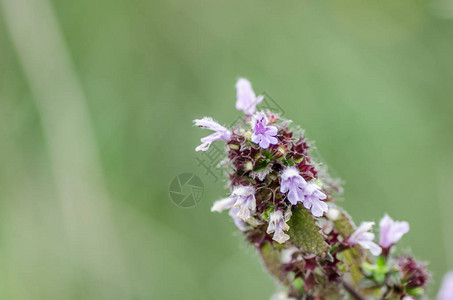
[1,0,453,299]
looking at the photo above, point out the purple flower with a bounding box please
[251,112,278,149]
[266,210,290,244]
[228,207,248,231]
[379,214,410,249]
[235,78,264,115]
[438,272,453,300]
[232,185,256,221]
[280,167,328,216]
[193,117,231,151]
[211,197,236,213]
[302,182,328,217]
[280,166,307,205]
[348,222,382,256]
[211,195,248,231]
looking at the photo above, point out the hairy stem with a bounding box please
[341,279,365,300]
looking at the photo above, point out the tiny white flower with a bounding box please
[266,210,290,244]
[232,185,256,221]
[326,207,340,221]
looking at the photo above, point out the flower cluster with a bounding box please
[193,78,432,299]
[196,78,330,244]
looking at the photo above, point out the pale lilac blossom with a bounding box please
[193,117,231,151]
[232,185,256,221]
[235,78,264,115]
[251,112,278,149]
[280,166,307,205]
[280,167,328,216]
[379,214,410,249]
[302,182,328,217]
[438,272,453,300]
[266,210,290,244]
[271,291,297,300]
[211,197,236,213]
[229,207,248,231]
[211,194,248,231]
[349,222,382,256]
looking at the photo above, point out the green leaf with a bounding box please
[376,256,387,268]
[339,248,363,284]
[406,287,424,296]
[259,242,286,284]
[362,256,389,284]
[331,204,356,236]
[287,205,328,254]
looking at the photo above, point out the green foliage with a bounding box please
[287,205,328,254]
[331,205,356,236]
[259,242,286,284]
[363,257,390,284]
[406,287,424,296]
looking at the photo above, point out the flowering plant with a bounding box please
[193,79,437,299]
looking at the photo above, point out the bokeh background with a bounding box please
[1,0,453,299]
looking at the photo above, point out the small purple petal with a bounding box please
[288,187,304,205]
[268,136,278,145]
[280,167,313,206]
[251,133,260,144]
[266,126,278,136]
[300,182,328,217]
[229,207,248,231]
[259,137,271,149]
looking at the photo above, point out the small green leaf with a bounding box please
[287,205,328,254]
[376,256,387,268]
[406,287,424,296]
[362,257,389,284]
[339,248,363,283]
[294,156,304,163]
[259,242,286,284]
[331,205,356,236]
[293,277,304,291]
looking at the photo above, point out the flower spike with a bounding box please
[193,78,431,299]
